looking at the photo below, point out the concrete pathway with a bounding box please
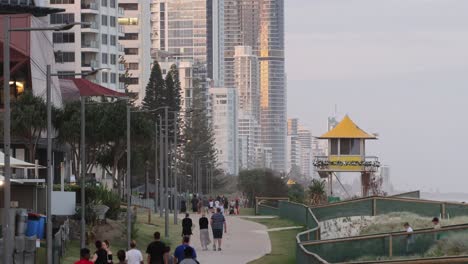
[183,213,271,264]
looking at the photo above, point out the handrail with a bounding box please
[344,255,468,264]
[310,195,467,209]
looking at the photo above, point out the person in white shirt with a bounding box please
[404,222,414,254]
[126,240,143,264]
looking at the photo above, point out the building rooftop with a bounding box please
[318,115,377,139]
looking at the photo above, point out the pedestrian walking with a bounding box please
[103,240,113,264]
[404,222,414,254]
[199,212,211,250]
[116,250,126,264]
[208,197,214,213]
[179,247,199,264]
[146,231,166,264]
[75,248,93,264]
[182,213,193,237]
[223,198,229,212]
[235,198,240,215]
[191,195,198,213]
[174,236,197,263]
[91,240,108,264]
[126,240,144,264]
[211,207,227,251]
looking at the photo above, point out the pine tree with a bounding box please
[142,61,166,114]
[182,80,217,193]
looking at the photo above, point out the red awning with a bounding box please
[60,78,125,102]
[71,78,125,97]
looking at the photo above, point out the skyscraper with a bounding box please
[298,127,312,178]
[287,119,301,174]
[224,0,286,171]
[259,0,286,172]
[49,0,125,90]
[209,87,238,175]
[118,0,151,103]
[150,0,224,85]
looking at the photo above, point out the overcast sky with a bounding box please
[285,0,468,192]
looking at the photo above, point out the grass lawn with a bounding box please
[61,212,184,263]
[248,216,304,264]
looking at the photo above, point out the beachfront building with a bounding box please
[49,0,125,91]
[118,0,151,103]
[209,87,238,175]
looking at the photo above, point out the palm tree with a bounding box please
[308,179,327,206]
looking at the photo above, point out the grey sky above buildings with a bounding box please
[285,0,468,192]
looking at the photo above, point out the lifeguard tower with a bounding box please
[313,115,380,197]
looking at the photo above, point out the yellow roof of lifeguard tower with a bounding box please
[319,115,377,139]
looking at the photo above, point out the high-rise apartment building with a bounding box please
[209,87,238,175]
[287,119,301,174]
[234,46,260,120]
[298,127,312,178]
[259,0,286,172]
[160,60,194,111]
[49,0,125,90]
[238,112,261,169]
[150,0,224,85]
[234,46,261,169]
[224,0,259,88]
[118,0,151,103]
[224,0,286,172]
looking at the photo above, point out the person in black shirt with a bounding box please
[182,213,193,236]
[91,240,108,264]
[146,232,166,264]
[199,212,211,250]
[191,195,198,213]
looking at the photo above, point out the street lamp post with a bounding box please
[2,17,81,264]
[126,102,131,249]
[164,107,169,238]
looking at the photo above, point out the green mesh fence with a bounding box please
[304,236,389,263]
[312,199,373,221]
[376,199,441,217]
[296,244,327,264]
[302,226,468,263]
[446,203,468,218]
[279,201,308,225]
[260,197,468,264]
[257,204,279,215]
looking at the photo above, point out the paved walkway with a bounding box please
[183,213,271,264]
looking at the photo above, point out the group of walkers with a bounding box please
[75,233,199,264]
[75,194,237,264]
[188,194,243,216]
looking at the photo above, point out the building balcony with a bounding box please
[313,155,380,174]
[81,21,99,32]
[118,25,125,34]
[82,60,98,68]
[82,40,98,48]
[81,1,99,13]
[118,43,124,53]
[118,7,124,16]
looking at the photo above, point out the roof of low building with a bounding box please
[0,2,64,17]
[318,115,377,139]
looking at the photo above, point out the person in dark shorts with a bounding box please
[182,213,193,236]
[146,232,166,264]
[210,207,227,251]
